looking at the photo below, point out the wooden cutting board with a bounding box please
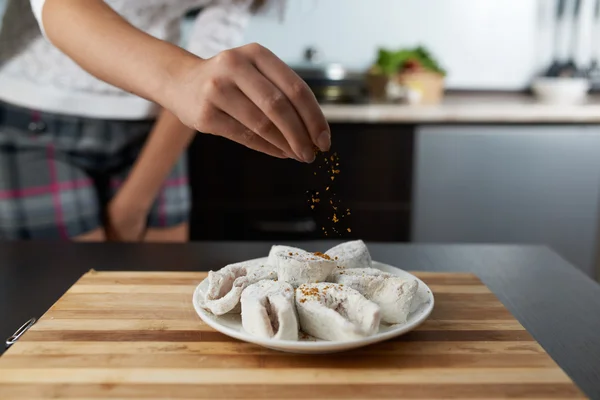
[0,271,584,399]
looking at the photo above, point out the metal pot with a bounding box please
[292,47,367,104]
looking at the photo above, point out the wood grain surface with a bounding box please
[0,270,584,399]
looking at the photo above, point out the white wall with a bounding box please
[242,0,540,90]
[3,0,597,91]
[241,0,599,91]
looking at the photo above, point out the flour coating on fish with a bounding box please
[326,240,372,269]
[266,245,306,267]
[241,280,298,340]
[201,260,276,315]
[329,268,418,324]
[273,250,336,288]
[295,283,381,341]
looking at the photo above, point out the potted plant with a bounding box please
[367,46,446,104]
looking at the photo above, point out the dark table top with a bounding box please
[1,241,599,398]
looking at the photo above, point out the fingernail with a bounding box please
[302,148,316,163]
[286,152,301,162]
[317,131,331,151]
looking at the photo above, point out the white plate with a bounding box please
[192,259,434,354]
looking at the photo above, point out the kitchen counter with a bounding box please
[1,242,599,397]
[321,93,600,123]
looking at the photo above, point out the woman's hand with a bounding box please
[104,109,195,243]
[166,43,330,163]
[41,1,330,161]
[105,196,147,242]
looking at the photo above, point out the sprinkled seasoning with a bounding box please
[298,283,344,303]
[306,149,352,237]
[313,252,332,260]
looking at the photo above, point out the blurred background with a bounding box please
[2,0,600,281]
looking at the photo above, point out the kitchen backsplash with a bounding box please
[242,0,540,90]
[199,0,600,91]
[2,0,597,90]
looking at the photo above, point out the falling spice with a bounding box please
[306,148,352,237]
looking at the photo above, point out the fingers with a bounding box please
[233,62,316,163]
[204,108,288,159]
[191,45,330,162]
[241,44,331,152]
[210,83,297,160]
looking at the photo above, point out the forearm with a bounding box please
[41,0,198,110]
[35,0,330,162]
[114,109,195,214]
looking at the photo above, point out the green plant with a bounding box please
[374,45,446,76]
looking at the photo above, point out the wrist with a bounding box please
[110,189,152,218]
[160,50,203,113]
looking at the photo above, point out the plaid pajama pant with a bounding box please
[0,101,190,240]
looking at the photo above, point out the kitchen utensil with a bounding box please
[0,270,583,398]
[293,47,367,104]
[545,0,568,77]
[559,0,583,77]
[589,0,600,87]
[193,259,434,354]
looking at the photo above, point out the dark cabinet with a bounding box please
[188,124,415,241]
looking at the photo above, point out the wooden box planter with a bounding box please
[394,70,445,105]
